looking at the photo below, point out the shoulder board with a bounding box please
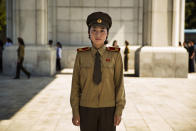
[77,47,91,52]
[106,47,120,52]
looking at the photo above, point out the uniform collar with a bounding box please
[91,45,106,56]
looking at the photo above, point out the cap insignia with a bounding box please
[97,18,102,23]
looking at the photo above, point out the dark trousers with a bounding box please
[79,106,116,131]
[16,58,30,78]
[124,55,128,71]
[56,58,61,71]
[189,58,195,73]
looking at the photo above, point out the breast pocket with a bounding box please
[102,58,114,78]
[80,64,92,76]
[102,61,114,68]
[80,63,92,89]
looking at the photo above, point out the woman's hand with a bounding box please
[191,53,195,59]
[72,116,80,126]
[114,115,121,126]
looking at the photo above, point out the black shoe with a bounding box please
[27,74,31,79]
[13,77,20,79]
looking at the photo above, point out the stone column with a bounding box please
[36,0,48,45]
[172,0,180,47]
[142,0,152,46]
[135,0,188,78]
[47,0,57,43]
[171,0,185,46]
[6,0,13,39]
[179,0,185,43]
[11,0,47,45]
[143,0,173,46]
[12,0,20,43]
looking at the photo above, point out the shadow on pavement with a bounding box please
[0,75,55,120]
[124,73,138,77]
[123,69,138,77]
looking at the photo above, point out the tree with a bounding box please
[0,0,6,40]
[185,0,196,29]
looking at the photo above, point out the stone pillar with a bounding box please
[142,0,152,46]
[135,0,188,78]
[172,0,180,47]
[143,0,173,46]
[171,0,185,46]
[12,0,35,44]
[12,0,20,43]
[36,0,48,45]
[179,0,185,43]
[12,0,47,45]
[47,0,57,43]
[6,0,13,39]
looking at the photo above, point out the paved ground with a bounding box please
[0,70,196,131]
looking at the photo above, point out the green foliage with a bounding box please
[185,0,196,29]
[0,0,6,39]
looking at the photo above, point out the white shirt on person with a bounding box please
[57,47,62,59]
[5,42,13,46]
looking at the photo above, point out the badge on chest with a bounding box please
[106,58,110,62]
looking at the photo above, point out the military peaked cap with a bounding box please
[86,12,112,29]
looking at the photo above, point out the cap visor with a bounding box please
[90,23,108,28]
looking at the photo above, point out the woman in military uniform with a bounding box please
[124,40,130,71]
[14,37,31,79]
[70,12,126,131]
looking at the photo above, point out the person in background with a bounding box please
[178,41,182,47]
[48,40,53,47]
[188,41,195,73]
[5,38,13,47]
[112,40,119,48]
[183,41,188,51]
[194,41,196,62]
[14,37,31,79]
[124,40,130,72]
[56,42,62,71]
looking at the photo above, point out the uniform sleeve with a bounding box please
[114,52,126,116]
[70,52,80,118]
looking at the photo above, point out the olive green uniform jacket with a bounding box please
[70,46,126,118]
[17,45,24,62]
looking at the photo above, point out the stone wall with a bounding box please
[49,0,143,46]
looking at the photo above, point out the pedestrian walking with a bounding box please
[14,37,31,79]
